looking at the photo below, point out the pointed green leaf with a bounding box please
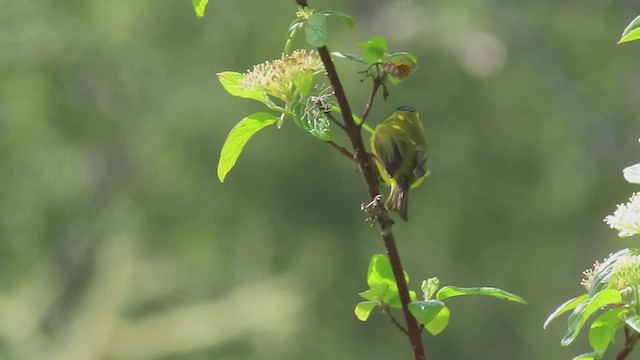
[562,289,623,346]
[367,254,407,287]
[425,305,450,336]
[387,290,418,309]
[365,254,412,308]
[217,112,278,183]
[359,283,388,301]
[572,353,600,360]
[291,102,334,141]
[409,300,445,327]
[217,72,274,107]
[192,0,209,18]
[355,301,378,321]
[284,19,304,53]
[305,12,328,47]
[544,294,590,329]
[436,286,527,304]
[323,10,354,30]
[589,308,626,354]
[332,51,367,64]
[619,15,640,44]
[623,314,640,333]
[623,164,640,184]
[358,36,388,64]
[589,249,638,295]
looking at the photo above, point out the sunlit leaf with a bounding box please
[572,352,600,360]
[409,300,444,326]
[291,102,334,141]
[332,51,367,64]
[436,286,527,304]
[217,112,277,182]
[305,12,328,47]
[365,254,412,308]
[589,249,637,296]
[623,314,640,333]
[425,305,450,335]
[544,294,590,329]
[359,283,388,301]
[562,289,623,346]
[217,72,274,107]
[192,0,209,18]
[323,10,355,30]
[589,308,625,355]
[355,301,378,321]
[358,36,387,64]
[619,15,640,44]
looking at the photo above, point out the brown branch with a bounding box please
[295,1,426,359]
[326,141,355,162]
[360,74,384,125]
[616,326,640,360]
[382,304,409,336]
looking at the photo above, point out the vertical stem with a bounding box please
[294,2,427,359]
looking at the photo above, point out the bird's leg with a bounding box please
[361,194,394,227]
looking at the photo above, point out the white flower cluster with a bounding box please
[604,150,640,237]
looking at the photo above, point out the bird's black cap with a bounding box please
[396,105,416,112]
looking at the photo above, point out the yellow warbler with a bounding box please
[370,106,428,221]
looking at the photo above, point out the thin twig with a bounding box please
[325,111,347,131]
[360,78,382,126]
[326,141,355,162]
[382,304,409,336]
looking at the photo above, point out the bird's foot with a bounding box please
[361,195,392,226]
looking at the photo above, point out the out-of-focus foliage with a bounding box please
[2,1,640,359]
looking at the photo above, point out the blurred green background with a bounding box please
[2,0,640,359]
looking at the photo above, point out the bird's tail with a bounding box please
[386,177,409,221]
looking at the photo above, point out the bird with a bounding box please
[370,106,428,221]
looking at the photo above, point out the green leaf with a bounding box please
[355,301,378,321]
[421,277,440,300]
[217,72,274,107]
[544,294,590,329]
[367,254,400,287]
[619,15,640,44]
[292,72,315,99]
[384,52,419,83]
[572,353,600,360]
[589,249,638,296]
[562,289,623,346]
[436,286,527,304]
[425,305,450,336]
[329,104,374,134]
[217,112,278,183]
[284,19,304,54]
[192,0,209,18]
[358,36,388,64]
[359,283,388,301]
[305,12,328,47]
[409,300,445,326]
[365,254,412,308]
[623,314,640,333]
[291,102,334,141]
[323,10,355,30]
[332,51,367,64]
[623,164,640,184]
[589,308,626,355]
